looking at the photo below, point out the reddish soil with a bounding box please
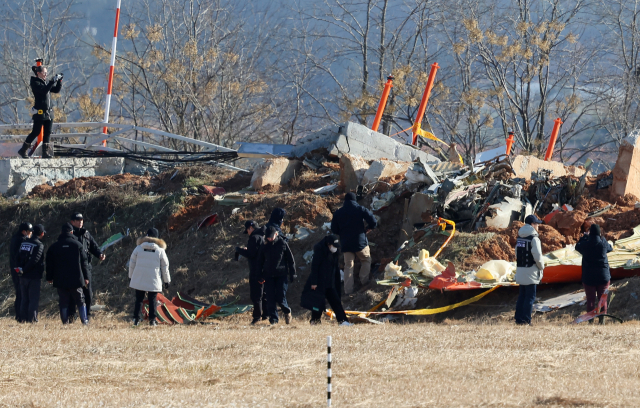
[30,174,152,198]
[167,195,217,232]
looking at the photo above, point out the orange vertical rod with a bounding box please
[411,62,440,145]
[506,131,515,155]
[544,118,563,161]
[372,75,394,132]
[102,0,122,146]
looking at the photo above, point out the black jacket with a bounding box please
[9,232,27,270]
[576,233,613,286]
[303,236,342,294]
[45,233,89,289]
[236,226,265,277]
[257,236,296,279]
[73,226,103,272]
[266,208,288,241]
[31,76,62,121]
[331,199,377,253]
[17,237,45,279]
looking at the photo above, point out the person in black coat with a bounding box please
[16,224,46,323]
[575,223,613,318]
[330,192,377,294]
[68,212,105,322]
[235,220,268,324]
[17,63,62,159]
[9,222,32,322]
[266,208,288,241]
[301,235,352,325]
[46,223,90,325]
[258,226,296,324]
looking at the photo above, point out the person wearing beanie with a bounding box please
[514,215,545,325]
[257,225,296,324]
[68,212,105,323]
[46,223,90,325]
[9,222,32,322]
[236,220,268,324]
[576,223,613,323]
[128,228,170,326]
[330,192,377,295]
[301,235,352,326]
[16,224,46,323]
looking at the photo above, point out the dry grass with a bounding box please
[1,318,640,407]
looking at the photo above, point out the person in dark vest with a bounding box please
[17,61,62,159]
[576,223,613,323]
[235,220,268,324]
[257,226,296,325]
[301,235,353,326]
[514,215,545,325]
[331,192,377,295]
[9,222,32,322]
[46,223,90,325]
[16,224,46,323]
[68,212,105,322]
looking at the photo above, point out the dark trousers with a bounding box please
[10,270,22,321]
[311,288,349,324]
[69,272,93,319]
[19,277,41,323]
[134,290,158,322]
[265,276,291,323]
[515,284,537,325]
[584,281,610,314]
[25,117,53,144]
[249,276,268,320]
[57,287,87,324]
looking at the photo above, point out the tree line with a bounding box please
[0,0,637,166]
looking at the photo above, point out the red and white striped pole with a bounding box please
[102,0,122,146]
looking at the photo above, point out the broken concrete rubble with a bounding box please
[612,130,640,199]
[362,159,410,186]
[511,155,586,181]
[339,153,369,192]
[250,157,302,190]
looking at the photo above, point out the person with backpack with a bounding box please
[129,228,170,327]
[17,224,46,323]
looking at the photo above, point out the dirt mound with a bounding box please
[167,195,217,232]
[548,210,587,238]
[30,174,152,198]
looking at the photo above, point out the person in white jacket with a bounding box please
[514,215,545,325]
[129,228,170,326]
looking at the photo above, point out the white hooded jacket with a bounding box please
[514,224,545,285]
[129,236,170,292]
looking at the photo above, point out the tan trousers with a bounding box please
[343,246,372,295]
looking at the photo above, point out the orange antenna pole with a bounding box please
[411,62,440,145]
[102,0,122,147]
[371,75,394,133]
[506,131,515,155]
[544,118,563,161]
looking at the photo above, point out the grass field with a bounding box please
[2,317,640,407]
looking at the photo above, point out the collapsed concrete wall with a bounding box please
[250,157,302,190]
[339,154,369,192]
[0,158,125,195]
[511,155,586,181]
[612,131,640,199]
[362,159,411,186]
[293,121,440,164]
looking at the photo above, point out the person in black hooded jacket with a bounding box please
[331,192,377,294]
[301,235,352,325]
[9,222,32,322]
[266,208,288,241]
[257,226,296,324]
[46,223,90,325]
[17,224,46,323]
[576,223,613,318]
[235,220,268,324]
[17,64,62,159]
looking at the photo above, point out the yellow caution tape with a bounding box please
[345,286,499,316]
[413,124,464,165]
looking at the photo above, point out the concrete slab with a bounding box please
[362,159,410,186]
[339,154,369,192]
[612,130,640,199]
[0,157,125,195]
[293,121,440,164]
[250,157,302,190]
[511,155,586,181]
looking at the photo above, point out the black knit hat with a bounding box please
[147,228,159,238]
[19,222,33,232]
[61,223,73,233]
[344,192,357,202]
[590,223,601,236]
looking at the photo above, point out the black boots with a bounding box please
[42,143,53,159]
[17,143,31,158]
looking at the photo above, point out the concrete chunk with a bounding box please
[511,155,586,181]
[250,157,302,190]
[362,159,410,186]
[339,154,369,192]
[612,130,640,199]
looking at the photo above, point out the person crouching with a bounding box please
[301,235,352,326]
[129,228,170,327]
